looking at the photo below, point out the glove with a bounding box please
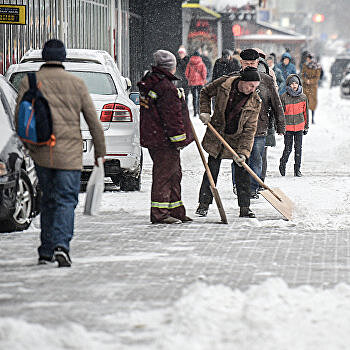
[199,113,211,125]
[235,154,246,167]
[303,129,308,135]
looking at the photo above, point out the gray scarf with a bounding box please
[286,85,302,96]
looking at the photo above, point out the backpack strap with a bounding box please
[27,72,37,91]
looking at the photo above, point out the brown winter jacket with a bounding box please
[256,72,285,136]
[200,76,262,159]
[15,62,106,170]
[301,63,321,111]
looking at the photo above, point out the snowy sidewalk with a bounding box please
[1,84,350,349]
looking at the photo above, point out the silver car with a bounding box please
[5,49,142,191]
[0,75,40,232]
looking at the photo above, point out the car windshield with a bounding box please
[10,71,117,95]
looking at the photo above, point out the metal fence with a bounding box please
[0,0,130,77]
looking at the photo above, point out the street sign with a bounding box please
[0,5,26,25]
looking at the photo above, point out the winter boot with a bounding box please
[239,207,256,218]
[153,217,182,224]
[54,247,72,268]
[181,216,193,223]
[195,203,209,217]
[294,165,302,177]
[279,161,286,176]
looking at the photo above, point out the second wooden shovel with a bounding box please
[207,122,294,221]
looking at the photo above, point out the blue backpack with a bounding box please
[17,73,56,147]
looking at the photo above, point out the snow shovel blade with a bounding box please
[259,188,294,221]
[210,186,228,224]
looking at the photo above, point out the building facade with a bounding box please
[0,0,130,76]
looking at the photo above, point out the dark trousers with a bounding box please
[231,136,266,193]
[35,165,81,259]
[199,155,250,208]
[190,85,202,115]
[184,86,190,105]
[149,148,186,223]
[280,131,303,168]
[261,146,268,182]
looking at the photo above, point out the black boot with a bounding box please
[279,161,286,176]
[195,203,209,217]
[239,207,256,218]
[294,165,302,177]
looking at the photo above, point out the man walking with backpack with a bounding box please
[15,39,106,267]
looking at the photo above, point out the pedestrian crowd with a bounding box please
[14,39,322,267]
[139,45,321,223]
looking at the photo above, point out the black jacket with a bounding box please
[212,57,240,81]
[176,55,190,89]
[256,72,285,136]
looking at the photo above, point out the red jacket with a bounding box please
[185,56,207,86]
[137,66,194,149]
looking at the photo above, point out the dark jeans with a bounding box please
[261,146,268,182]
[190,85,202,115]
[35,165,81,259]
[280,131,303,167]
[231,136,266,193]
[199,155,250,208]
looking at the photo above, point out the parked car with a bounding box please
[5,49,142,191]
[330,55,350,87]
[0,75,40,233]
[340,72,350,99]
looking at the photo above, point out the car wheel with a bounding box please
[1,169,34,232]
[110,174,121,187]
[120,174,141,191]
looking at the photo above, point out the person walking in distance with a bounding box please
[15,39,106,267]
[277,52,296,94]
[301,53,321,124]
[212,49,240,81]
[176,46,190,104]
[185,50,207,117]
[279,74,309,177]
[138,50,194,224]
[196,67,262,219]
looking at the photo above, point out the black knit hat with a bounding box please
[240,48,259,61]
[42,39,66,62]
[240,66,261,81]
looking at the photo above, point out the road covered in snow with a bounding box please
[1,65,350,349]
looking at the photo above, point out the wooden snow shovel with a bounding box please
[190,122,228,224]
[207,123,294,221]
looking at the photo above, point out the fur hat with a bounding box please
[240,66,261,81]
[153,50,176,71]
[240,48,259,61]
[42,39,66,62]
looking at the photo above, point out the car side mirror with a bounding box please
[124,77,132,91]
[129,92,140,105]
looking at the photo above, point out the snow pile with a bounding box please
[0,318,114,350]
[128,278,350,350]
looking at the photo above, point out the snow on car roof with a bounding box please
[20,49,117,67]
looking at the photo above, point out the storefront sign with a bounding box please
[0,5,26,25]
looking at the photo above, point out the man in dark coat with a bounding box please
[231,49,285,198]
[176,46,190,104]
[212,49,240,81]
[138,50,194,224]
[196,67,262,218]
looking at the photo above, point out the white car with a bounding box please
[5,49,142,191]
